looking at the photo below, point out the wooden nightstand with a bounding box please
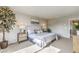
[17,32,27,43]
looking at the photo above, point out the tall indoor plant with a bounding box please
[73,22,79,35]
[0,6,16,49]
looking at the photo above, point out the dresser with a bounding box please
[73,35,79,52]
[17,32,27,43]
[70,20,79,53]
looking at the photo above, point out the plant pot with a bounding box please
[77,30,79,35]
[0,40,8,49]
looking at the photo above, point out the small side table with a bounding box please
[17,32,27,43]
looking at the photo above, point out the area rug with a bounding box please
[37,46,61,53]
[14,44,61,53]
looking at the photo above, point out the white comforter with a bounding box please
[28,32,56,48]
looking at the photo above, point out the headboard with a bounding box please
[27,20,42,34]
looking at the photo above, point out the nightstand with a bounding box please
[17,32,27,43]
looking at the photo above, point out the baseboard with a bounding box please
[57,34,70,40]
[60,36,70,39]
[8,42,17,46]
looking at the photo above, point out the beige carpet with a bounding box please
[50,38,73,53]
[0,38,72,53]
[12,38,72,53]
[0,41,33,53]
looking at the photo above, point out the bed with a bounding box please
[27,22,57,48]
[28,32,57,48]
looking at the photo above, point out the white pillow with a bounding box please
[28,30,34,35]
[37,30,43,34]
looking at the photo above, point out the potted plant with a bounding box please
[0,6,16,49]
[73,22,79,35]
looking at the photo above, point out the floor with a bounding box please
[0,38,73,53]
[50,38,73,53]
[0,41,33,53]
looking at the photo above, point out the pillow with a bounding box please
[28,30,34,35]
[36,29,43,34]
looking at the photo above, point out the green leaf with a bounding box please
[0,6,16,32]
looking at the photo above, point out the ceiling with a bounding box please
[10,6,79,19]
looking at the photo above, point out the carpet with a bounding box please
[14,44,41,53]
[14,44,61,53]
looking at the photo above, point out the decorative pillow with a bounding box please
[33,30,38,34]
[36,29,43,34]
[28,30,34,35]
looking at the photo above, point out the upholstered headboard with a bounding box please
[27,23,42,34]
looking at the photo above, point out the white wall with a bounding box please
[48,17,70,38]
